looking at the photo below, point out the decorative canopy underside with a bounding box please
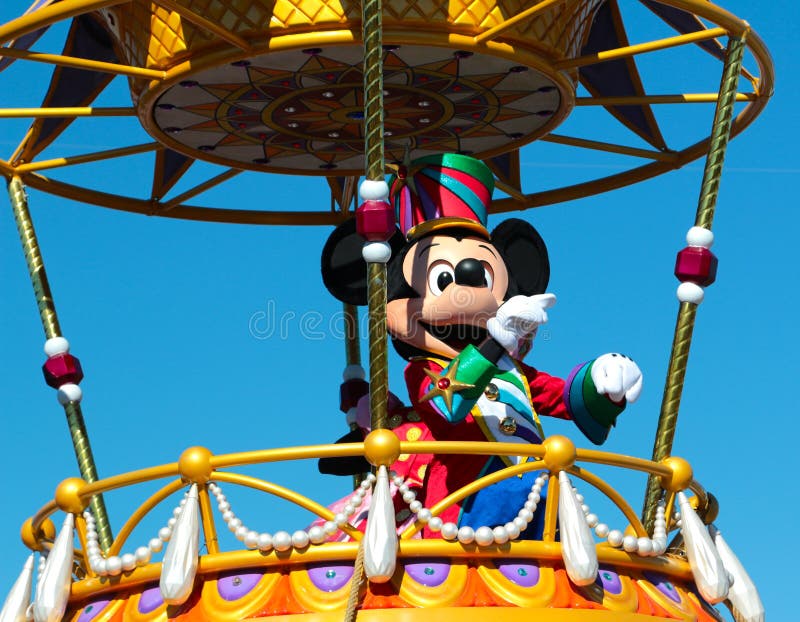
[0,0,773,225]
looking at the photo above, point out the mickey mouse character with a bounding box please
[321,153,642,538]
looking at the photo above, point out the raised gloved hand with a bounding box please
[487,293,556,358]
[590,353,643,403]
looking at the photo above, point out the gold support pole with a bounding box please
[7,176,113,551]
[642,35,747,532]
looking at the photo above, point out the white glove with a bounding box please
[591,353,643,403]
[487,293,556,357]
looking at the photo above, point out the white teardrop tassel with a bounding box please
[160,485,200,605]
[362,466,397,583]
[710,525,764,622]
[33,514,74,622]
[677,493,729,603]
[0,555,34,622]
[557,472,598,586]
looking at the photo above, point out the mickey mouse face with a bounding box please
[387,233,509,359]
[321,218,550,360]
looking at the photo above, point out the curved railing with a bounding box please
[21,434,711,601]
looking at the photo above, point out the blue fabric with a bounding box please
[458,457,548,540]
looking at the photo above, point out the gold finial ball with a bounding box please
[21,517,56,550]
[55,477,89,514]
[363,429,401,467]
[178,446,214,484]
[660,456,693,492]
[542,435,576,472]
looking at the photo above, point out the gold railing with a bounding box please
[22,434,709,601]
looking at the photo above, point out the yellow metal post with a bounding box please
[7,176,113,550]
[642,35,747,532]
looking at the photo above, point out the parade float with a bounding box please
[0,1,773,622]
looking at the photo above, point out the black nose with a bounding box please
[455,258,486,287]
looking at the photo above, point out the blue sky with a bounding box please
[0,1,796,619]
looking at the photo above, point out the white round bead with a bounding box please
[244,531,259,549]
[308,525,326,545]
[57,383,82,405]
[121,553,136,571]
[105,556,123,576]
[149,538,163,552]
[344,503,356,517]
[686,226,714,249]
[677,282,705,304]
[474,526,495,547]
[334,512,347,526]
[218,501,230,512]
[86,543,100,556]
[417,509,432,523]
[359,179,390,201]
[594,523,609,538]
[528,492,541,503]
[585,513,599,528]
[173,506,183,517]
[523,501,536,511]
[409,500,422,513]
[158,527,171,542]
[457,526,475,544]
[134,547,151,565]
[273,531,292,552]
[622,535,638,552]
[517,508,533,522]
[92,559,107,576]
[323,521,338,536]
[402,491,416,503]
[44,337,70,357]
[428,517,443,532]
[362,241,392,264]
[513,517,528,531]
[581,504,590,514]
[342,364,366,381]
[575,494,584,503]
[292,530,310,549]
[505,522,520,539]
[366,473,377,482]
[399,484,410,494]
[361,479,373,490]
[222,510,234,522]
[257,533,273,551]
[492,526,509,544]
[534,477,546,487]
[637,538,654,556]
[652,537,667,555]
[441,522,459,540]
[167,518,177,528]
[607,530,624,547]
[228,517,242,531]
[88,556,103,571]
[235,526,249,540]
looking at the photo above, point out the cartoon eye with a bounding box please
[482,263,494,290]
[428,263,455,296]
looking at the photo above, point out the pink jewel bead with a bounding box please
[42,353,84,388]
[356,200,395,241]
[674,246,718,286]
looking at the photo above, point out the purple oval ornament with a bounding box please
[496,562,540,587]
[404,560,450,587]
[77,600,110,622]
[644,571,681,603]
[307,563,354,592]
[217,571,264,601]
[137,587,164,614]
[596,567,622,595]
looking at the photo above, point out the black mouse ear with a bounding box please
[321,218,404,305]
[490,218,550,297]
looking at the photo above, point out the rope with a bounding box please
[362,0,384,182]
[343,542,366,622]
[7,176,113,551]
[642,35,747,532]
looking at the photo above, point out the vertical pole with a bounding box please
[642,35,747,532]
[343,302,367,487]
[7,176,113,550]
[361,0,388,432]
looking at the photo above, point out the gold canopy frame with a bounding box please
[0,0,774,225]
